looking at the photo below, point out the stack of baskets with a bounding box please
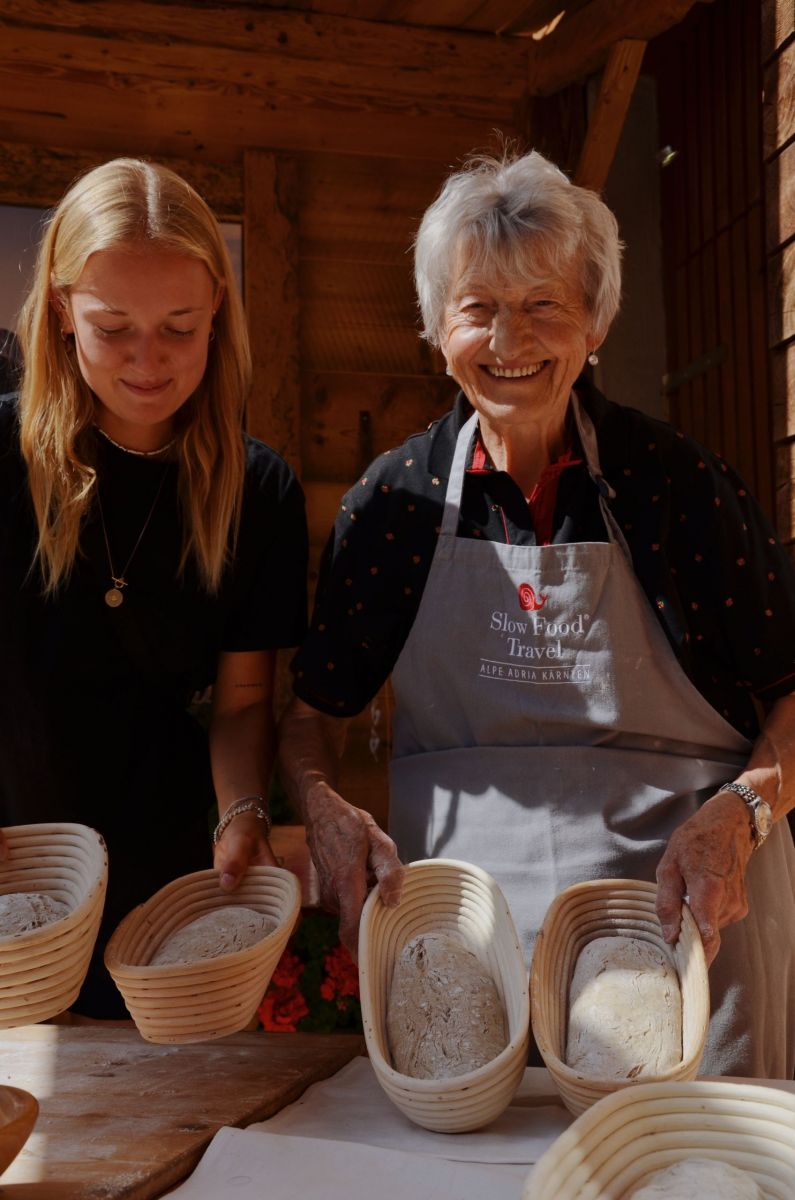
[525,1079,795,1199]
[358,857,530,1133]
[530,878,710,1116]
[0,822,107,1027]
[104,865,300,1043]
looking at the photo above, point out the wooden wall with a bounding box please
[648,0,774,521]
[763,0,795,556]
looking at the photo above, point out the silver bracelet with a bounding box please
[213,796,272,846]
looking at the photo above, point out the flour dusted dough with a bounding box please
[628,1157,764,1199]
[0,892,70,936]
[566,935,682,1079]
[150,906,277,965]
[386,931,507,1079]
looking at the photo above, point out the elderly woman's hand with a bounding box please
[303,781,404,960]
[214,810,279,891]
[655,791,755,965]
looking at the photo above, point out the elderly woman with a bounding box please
[0,159,307,1016]
[280,150,795,1078]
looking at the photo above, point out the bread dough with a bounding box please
[628,1157,764,1198]
[149,906,277,965]
[566,935,682,1079]
[0,891,70,936]
[386,931,507,1079]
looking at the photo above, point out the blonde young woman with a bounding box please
[0,159,307,1017]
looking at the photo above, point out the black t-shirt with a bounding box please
[0,395,307,977]
[292,380,795,740]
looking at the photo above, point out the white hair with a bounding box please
[414,151,622,347]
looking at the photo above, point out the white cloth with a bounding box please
[163,1059,572,1199]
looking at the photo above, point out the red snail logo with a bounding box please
[518,582,547,611]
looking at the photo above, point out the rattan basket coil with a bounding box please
[524,1079,795,1199]
[530,878,709,1116]
[104,866,300,1043]
[358,857,530,1133]
[0,822,108,1027]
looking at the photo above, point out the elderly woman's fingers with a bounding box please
[655,852,686,943]
[337,879,368,962]
[367,823,404,907]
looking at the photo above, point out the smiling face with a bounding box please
[439,252,595,443]
[57,244,221,451]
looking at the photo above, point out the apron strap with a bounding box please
[438,396,633,560]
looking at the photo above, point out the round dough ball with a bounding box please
[386,931,507,1079]
[566,935,682,1079]
[628,1157,764,1199]
[0,891,70,937]
[150,906,277,966]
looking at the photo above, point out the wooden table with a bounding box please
[0,1024,364,1199]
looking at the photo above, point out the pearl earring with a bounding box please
[587,350,599,366]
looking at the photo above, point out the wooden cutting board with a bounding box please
[0,1024,364,1199]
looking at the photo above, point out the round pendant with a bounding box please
[105,587,124,608]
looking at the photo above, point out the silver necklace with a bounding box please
[96,471,169,607]
[95,425,177,458]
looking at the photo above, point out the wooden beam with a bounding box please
[528,0,704,96]
[243,151,301,470]
[574,40,646,192]
[0,141,243,217]
[0,1,529,163]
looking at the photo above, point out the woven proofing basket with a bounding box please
[530,878,709,1116]
[0,822,107,1027]
[104,866,300,1044]
[358,857,530,1133]
[524,1079,795,1199]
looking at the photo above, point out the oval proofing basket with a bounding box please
[359,857,530,1133]
[0,1086,38,1176]
[530,878,709,1116]
[0,822,108,1027]
[524,1079,795,1200]
[104,866,300,1043]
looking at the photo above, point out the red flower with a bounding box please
[270,948,304,990]
[320,943,360,1006]
[258,985,309,1032]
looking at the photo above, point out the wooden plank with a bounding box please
[525,83,588,179]
[765,139,795,252]
[244,152,301,468]
[528,0,704,96]
[300,260,438,375]
[298,153,446,266]
[771,337,795,443]
[775,438,795,540]
[301,371,455,483]
[716,228,739,466]
[0,141,243,217]
[0,2,528,162]
[762,0,795,63]
[574,39,646,193]
[0,72,506,167]
[768,241,795,346]
[305,480,347,547]
[763,38,795,159]
[0,1025,363,1197]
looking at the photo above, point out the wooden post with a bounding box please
[575,40,646,193]
[243,149,301,472]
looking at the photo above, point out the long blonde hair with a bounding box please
[17,157,251,594]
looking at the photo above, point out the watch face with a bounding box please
[754,801,774,841]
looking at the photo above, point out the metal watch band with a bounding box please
[718,781,762,806]
[718,781,772,847]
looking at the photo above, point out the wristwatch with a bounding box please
[718,782,774,848]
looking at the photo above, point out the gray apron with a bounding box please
[389,400,795,1078]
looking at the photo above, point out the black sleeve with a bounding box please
[291,451,438,716]
[665,434,795,704]
[220,439,309,652]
